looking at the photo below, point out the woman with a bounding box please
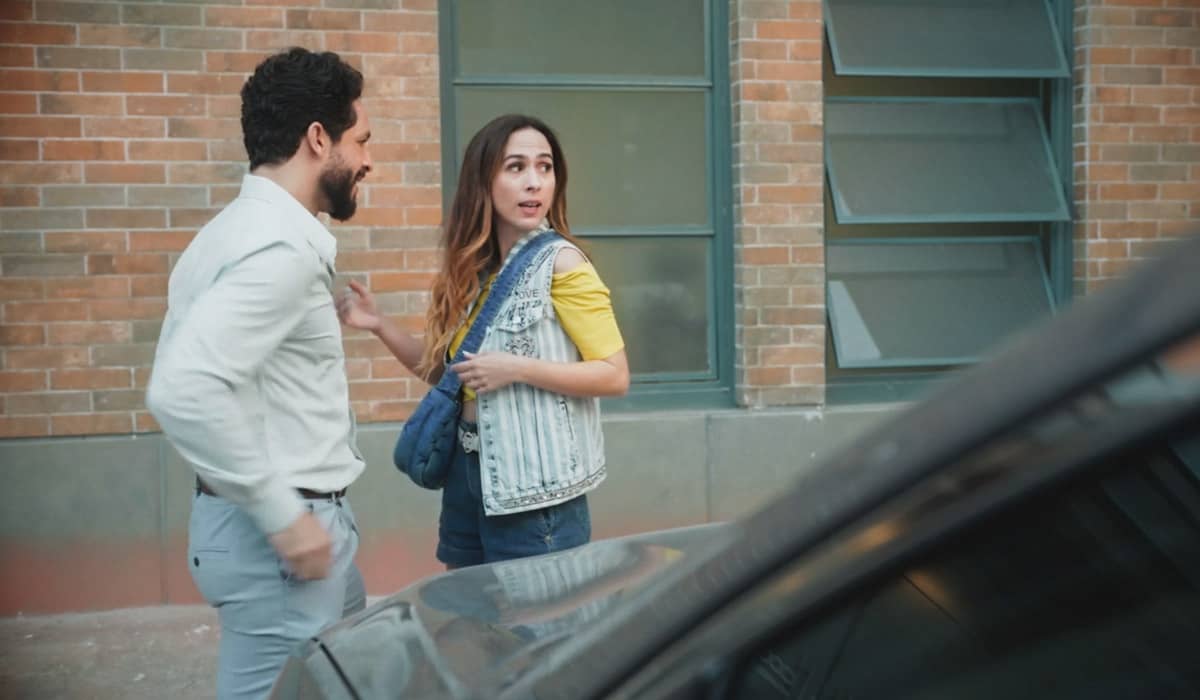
[338,114,629,567]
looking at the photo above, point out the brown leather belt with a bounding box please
[195,477,347,500]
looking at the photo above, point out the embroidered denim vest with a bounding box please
[473,232,606,516]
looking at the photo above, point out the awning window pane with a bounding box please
[457,88,709,228]
[826,99,1070,224]
[455,0,706,79]
[587,236,711,376]
[827,238,1053,368]
[824,0,1069,78]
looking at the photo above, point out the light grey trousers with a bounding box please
[188,492,366,700]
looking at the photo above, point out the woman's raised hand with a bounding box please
[336,279,383,332]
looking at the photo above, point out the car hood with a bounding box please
[272,522,736,699]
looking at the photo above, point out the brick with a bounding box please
[0,415,50,437]
[45,231,127,253]
[91,342,154,366]
[1164,67,1200,86]
[35,46,119,70]
[244,29,324,51]
[83,116,164,138]
[1131,125,1191,143]
[0,231,43,253]
[43,139,125,161]
[45,276,129,299]
[1162,144,1200,162]
[121,4,202,26]
[1130,164,1190,182]
[51,413,132,436]
[123,48,203,72]
[42,185,125,207]
[2,300,89,322]
[1102,105,1162,123]
[0,277,42,301]
[130,275,166,297]
[0,21,77,44]
[6,391,91,415]
[1134,48,1195,65]
[287,9,361,29]
[165,73,245,95]
[0,208,83,231]
[78,23,161,48]
[0,324,44,346]
[6,345,88,367]
[127,95,205,117]
[207,95,240,118]
[0,186,38,206]
[168,162,245,184]
[48,321,131,345]
[82,71,162,93]
[35,1,119,23]
[324,31,398,54]
[1100,144,1162,162]
[1164,106,1200,124]
[0,115,80,137]
[1090,47,1132,65]
[128,230,194,252]
[0,68,78,91]
[51,367,130,390]
[84,163,165,184]
[0,139,38,160]
[207,5,284,27]
[204,51,264,74]
[1162,183,1200,200]
[169,208,221,228]
[158,28,242,52]
[371,271,435,292]
[87,253,168,275]
[1135,9,1191,26]
[0,92,37,114]
[0,370,46,392]
[40,93,123,116]
[128,186,207,208]
[0,46,35,67]
[127,140,206,162]
[83,301,161,326]
[130,319,162,343]
[167,116,238,140]
[93,389,145,412]
[3,254,85,276]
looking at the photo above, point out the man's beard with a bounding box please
[319,159,361,222]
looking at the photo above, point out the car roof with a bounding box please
[511,233,1200,699]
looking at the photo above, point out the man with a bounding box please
[146,47,373,699]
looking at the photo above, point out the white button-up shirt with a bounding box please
[147,174,365,535]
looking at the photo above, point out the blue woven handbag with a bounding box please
[394,231,560,489]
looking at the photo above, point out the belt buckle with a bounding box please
[458,426,480,454]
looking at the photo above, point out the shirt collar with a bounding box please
[237,174,338,265]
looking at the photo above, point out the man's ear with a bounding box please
[303,121,329,159]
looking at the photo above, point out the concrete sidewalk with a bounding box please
[0,605,219,699]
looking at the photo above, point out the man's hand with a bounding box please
[268,511,332,580]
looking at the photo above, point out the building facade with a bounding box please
[0,0,1196,613]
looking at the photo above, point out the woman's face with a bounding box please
[490,127,556,241]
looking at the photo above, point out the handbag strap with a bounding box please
[434,230,561,396]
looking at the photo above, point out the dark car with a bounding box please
[272,235,1200,699]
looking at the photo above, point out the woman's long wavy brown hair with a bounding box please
[418,114,585,377]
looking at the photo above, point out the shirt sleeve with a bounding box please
[145,241,310,535]
[550,263,625,361]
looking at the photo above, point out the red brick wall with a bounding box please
[0,0,440,438]
[1073,0,1200,293]
[731,0,825,408]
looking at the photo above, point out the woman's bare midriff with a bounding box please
[462,399,478,422]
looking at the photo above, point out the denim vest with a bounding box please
[474,232,606,516]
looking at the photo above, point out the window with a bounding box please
[440,0,734,408]
[823,0,1073,396]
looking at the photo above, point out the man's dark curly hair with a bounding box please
[240,47,363,169]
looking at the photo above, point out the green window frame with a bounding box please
[823,0,1074,403]
[438,0,735,410]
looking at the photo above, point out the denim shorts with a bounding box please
[437,420,591,568]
